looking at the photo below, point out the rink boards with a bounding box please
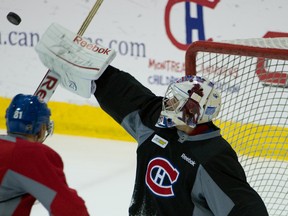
[0,96,287,161]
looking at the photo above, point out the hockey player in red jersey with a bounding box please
[0,94,89,216]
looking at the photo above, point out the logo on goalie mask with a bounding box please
[178,83,203,126]
[156,75,221,128]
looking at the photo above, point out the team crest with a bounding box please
[145,157,179,197]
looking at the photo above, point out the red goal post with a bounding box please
[185,38,288,216]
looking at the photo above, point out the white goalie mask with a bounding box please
[156,75,221,128]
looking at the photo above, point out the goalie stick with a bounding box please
[34,0,104,103]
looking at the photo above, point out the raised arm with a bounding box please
[95,65,162,125]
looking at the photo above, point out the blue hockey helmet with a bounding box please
[5,94,53,137]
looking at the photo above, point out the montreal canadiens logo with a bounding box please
[145,157,179,197]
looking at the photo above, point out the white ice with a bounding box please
[30,134,137,216]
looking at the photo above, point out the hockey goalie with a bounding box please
[35,24,270,215]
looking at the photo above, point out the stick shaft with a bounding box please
[78,0,104,36]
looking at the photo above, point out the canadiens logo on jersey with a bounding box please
[145,157,179,197]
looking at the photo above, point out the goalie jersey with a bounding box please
[0,135,89,216]
[94,66,268,216]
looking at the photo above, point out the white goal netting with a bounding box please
[185,38,288,216]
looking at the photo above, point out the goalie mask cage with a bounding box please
[185,38,288,216]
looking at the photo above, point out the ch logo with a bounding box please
[145,157,179,197]
[165,0,220,50]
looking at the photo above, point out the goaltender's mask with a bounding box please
[156,75,221,128]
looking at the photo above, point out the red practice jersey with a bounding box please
[0,134,89,216]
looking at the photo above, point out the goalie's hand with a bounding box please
[35,23,116,98]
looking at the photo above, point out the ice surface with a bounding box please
[30,134,137,216]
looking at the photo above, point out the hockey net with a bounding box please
[185,38,288,216]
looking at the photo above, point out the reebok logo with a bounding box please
[181,153,196,166]
[73,36,111,55]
